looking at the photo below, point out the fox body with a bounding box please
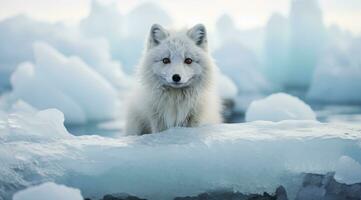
[125,24,222,135]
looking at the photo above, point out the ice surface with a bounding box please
[245,93,316,122]
[307,35,361,103]
[13,182,83,200]
[1,106,360,200]
[6,42,119,124]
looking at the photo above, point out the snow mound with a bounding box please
[1,106,360,200]
[13,182,83,200]
[8,42,118,124]
[245,93,316,122]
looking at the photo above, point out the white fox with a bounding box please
[125,24,222,135]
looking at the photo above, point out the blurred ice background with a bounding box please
[0,0,360,134]
[0,1,361,199]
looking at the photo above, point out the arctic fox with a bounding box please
[125,24,222,135]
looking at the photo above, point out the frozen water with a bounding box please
[0,15,132,91]
[307,34,361,104]
[1,106,360,200]
[6,42,119,124]
[286,0,326,88]
[245,93,316,122]
[217,73,238,100]
[335,156,361,185]
[213,42,270,94]
[214,14,264,61]
[264,13,289,87]
[13,182,83,200]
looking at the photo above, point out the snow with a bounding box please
[307,35,361,104]
[1,106,360,200]
[13,182,83,200]
[245,93,316,122]
[6,42,119,124]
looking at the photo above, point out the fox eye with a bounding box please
[162,58,171,64]
[184,58,192,64]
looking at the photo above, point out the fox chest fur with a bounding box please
[148,88,201,132]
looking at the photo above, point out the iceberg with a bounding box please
[1,106,360,200]
[213,42,270,94]
[286,0,326,88]
[307,35,361,104]
[13,182,83,200]
[263,13,289,87]
[0,15,131,91]
[6,42,119,124]
[245,93,316,122]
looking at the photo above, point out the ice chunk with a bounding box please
[13,182,83,200]
[80,0,123,43]
[213,42,270,94]
[118,2,172,73]
[0,15,132,91]
[264,13,289,87]
[307,36,361,103]
[8,42,119,124]
[286,0,326,88]
[214,14,264,58]
[335,156,361,185]
[245,93,316,122]
[0,101,72,143]
[217,73,238,100]
[1,106,360,200]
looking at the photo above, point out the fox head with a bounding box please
[140,24,213,90]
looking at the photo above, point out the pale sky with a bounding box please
[0,0,360,34]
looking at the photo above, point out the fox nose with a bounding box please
[172,74,181,83]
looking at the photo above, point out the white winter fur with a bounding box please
[125,24,222,135]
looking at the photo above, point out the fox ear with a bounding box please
[187,24,207,50]
[148,24,169,49]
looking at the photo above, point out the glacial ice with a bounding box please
[80,1,173,73]
[286,0,326,88]
[264,13,289,87]
[217,73,238,100]
[213,42,270,94]
[307,35,361,104]
[13,182,83,200]
[245,93,316,122]
[0,15,132,91]
[1,106,360,200]
[6,42,119,124]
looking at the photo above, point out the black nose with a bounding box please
[172,74,181,82]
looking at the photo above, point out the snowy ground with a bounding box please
[1,105,361,200]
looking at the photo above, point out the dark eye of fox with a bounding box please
[162,58,171,64]
[184,58,192,64]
